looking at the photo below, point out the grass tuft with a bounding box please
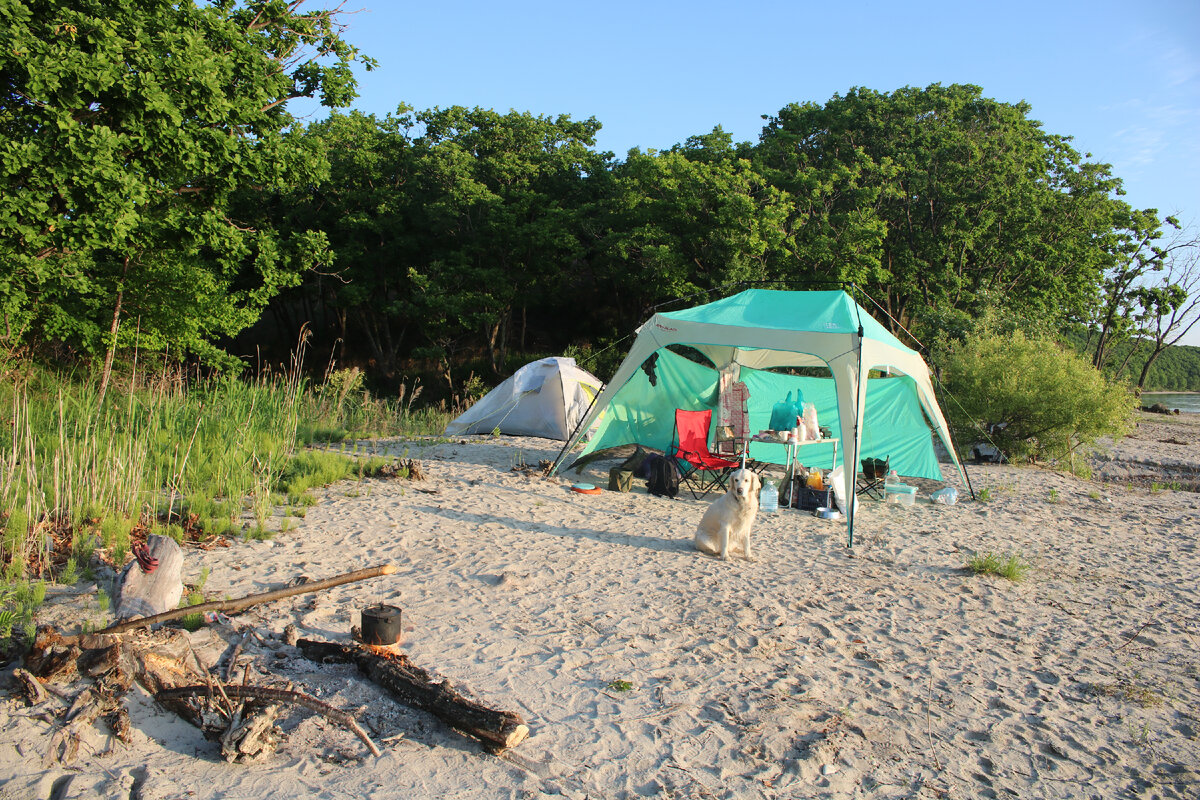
[965,551,1031,582]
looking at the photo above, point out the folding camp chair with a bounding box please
[857,456,890,499]
[667,409,740,499]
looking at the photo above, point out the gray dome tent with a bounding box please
[445,357,603,440]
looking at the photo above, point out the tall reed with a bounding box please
[0,347,451,587]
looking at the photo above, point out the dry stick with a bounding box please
[224,631,251,683]
[157,684,382,758]
[1115,619,1156,652]
[925,671,942,772]
[93,564,397,636]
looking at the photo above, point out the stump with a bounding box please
[115,534,184,620]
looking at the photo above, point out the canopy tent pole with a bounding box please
[548,389,601,476]
[848,317,865,549]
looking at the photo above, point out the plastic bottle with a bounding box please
[760,480,778,513]
[884,469,900,502]
[806,469,824,490]
[931,486,958,505]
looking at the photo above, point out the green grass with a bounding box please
[1087,679,1164,707]
[2,361,447,564]
[965,551,1031,582]
[179,590,206,632]
[0,357,450,653]
[0,580,46,642]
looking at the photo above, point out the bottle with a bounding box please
[806,469,824,490]
[931,486,958,505]
[884,469,900,501]
[760,480,778,513]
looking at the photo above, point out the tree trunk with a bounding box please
[97,257,130,407]
[1137,345,1168,389]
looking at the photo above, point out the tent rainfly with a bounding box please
[550,289,965,546]
[445,357,603,441]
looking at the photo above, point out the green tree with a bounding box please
[1084,211,1179,373]
[1131,224,1200,389]
[266,109,419,378]
[401,106,606,385]
[757,84,1129,341]
[0,0,372,396]
[938,326,1135,464]
[593,129,790,327]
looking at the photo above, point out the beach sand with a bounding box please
[2,412,1199,799]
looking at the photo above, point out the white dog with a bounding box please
[693,468,762,561]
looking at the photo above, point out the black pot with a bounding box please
[361,604,403,645]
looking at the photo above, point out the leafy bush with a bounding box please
[938,328,1135,463]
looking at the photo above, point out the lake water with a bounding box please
[1141,392,1200,413]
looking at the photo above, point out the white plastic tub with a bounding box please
[885,483,917,507]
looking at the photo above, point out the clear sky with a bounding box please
[292,0,1200,342]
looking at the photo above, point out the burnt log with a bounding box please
[297,639,529,751]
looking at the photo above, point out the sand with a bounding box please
[2,412,1199,799]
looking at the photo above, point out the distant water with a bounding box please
[1142,392,1200,413]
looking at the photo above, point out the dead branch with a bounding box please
[157,684,381,757]
[93,564,397,636]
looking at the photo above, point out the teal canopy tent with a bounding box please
[551,289,966,546]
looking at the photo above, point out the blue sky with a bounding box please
[293,0,1200,342]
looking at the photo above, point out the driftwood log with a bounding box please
[94,564,397,636]
[298,639,529,752]
[23,565,399,764]
[114,534,184,620]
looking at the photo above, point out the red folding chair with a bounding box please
[667,409,740,499]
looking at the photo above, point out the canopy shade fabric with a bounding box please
[551,289,964,545]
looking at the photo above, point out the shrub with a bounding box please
[938,328,1135,463]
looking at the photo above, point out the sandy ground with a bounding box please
[2,412,1199,799]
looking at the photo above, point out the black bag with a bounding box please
[619,445,651,476]
[647,457,680,498]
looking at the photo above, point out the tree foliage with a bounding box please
[3,11,1197,406]
[758,85,1134,342]
[0,0,372,371]
[938,327,1136,463]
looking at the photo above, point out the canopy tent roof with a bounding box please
[552,289,965,545]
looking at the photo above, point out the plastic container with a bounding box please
[885,483,917,507]
[760,480,778,513]
[931,486,958,505]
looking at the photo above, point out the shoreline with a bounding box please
[2,413,1199,799]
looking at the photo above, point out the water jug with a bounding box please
[760,480,778,513]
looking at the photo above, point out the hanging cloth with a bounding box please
[717,364,751,444]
